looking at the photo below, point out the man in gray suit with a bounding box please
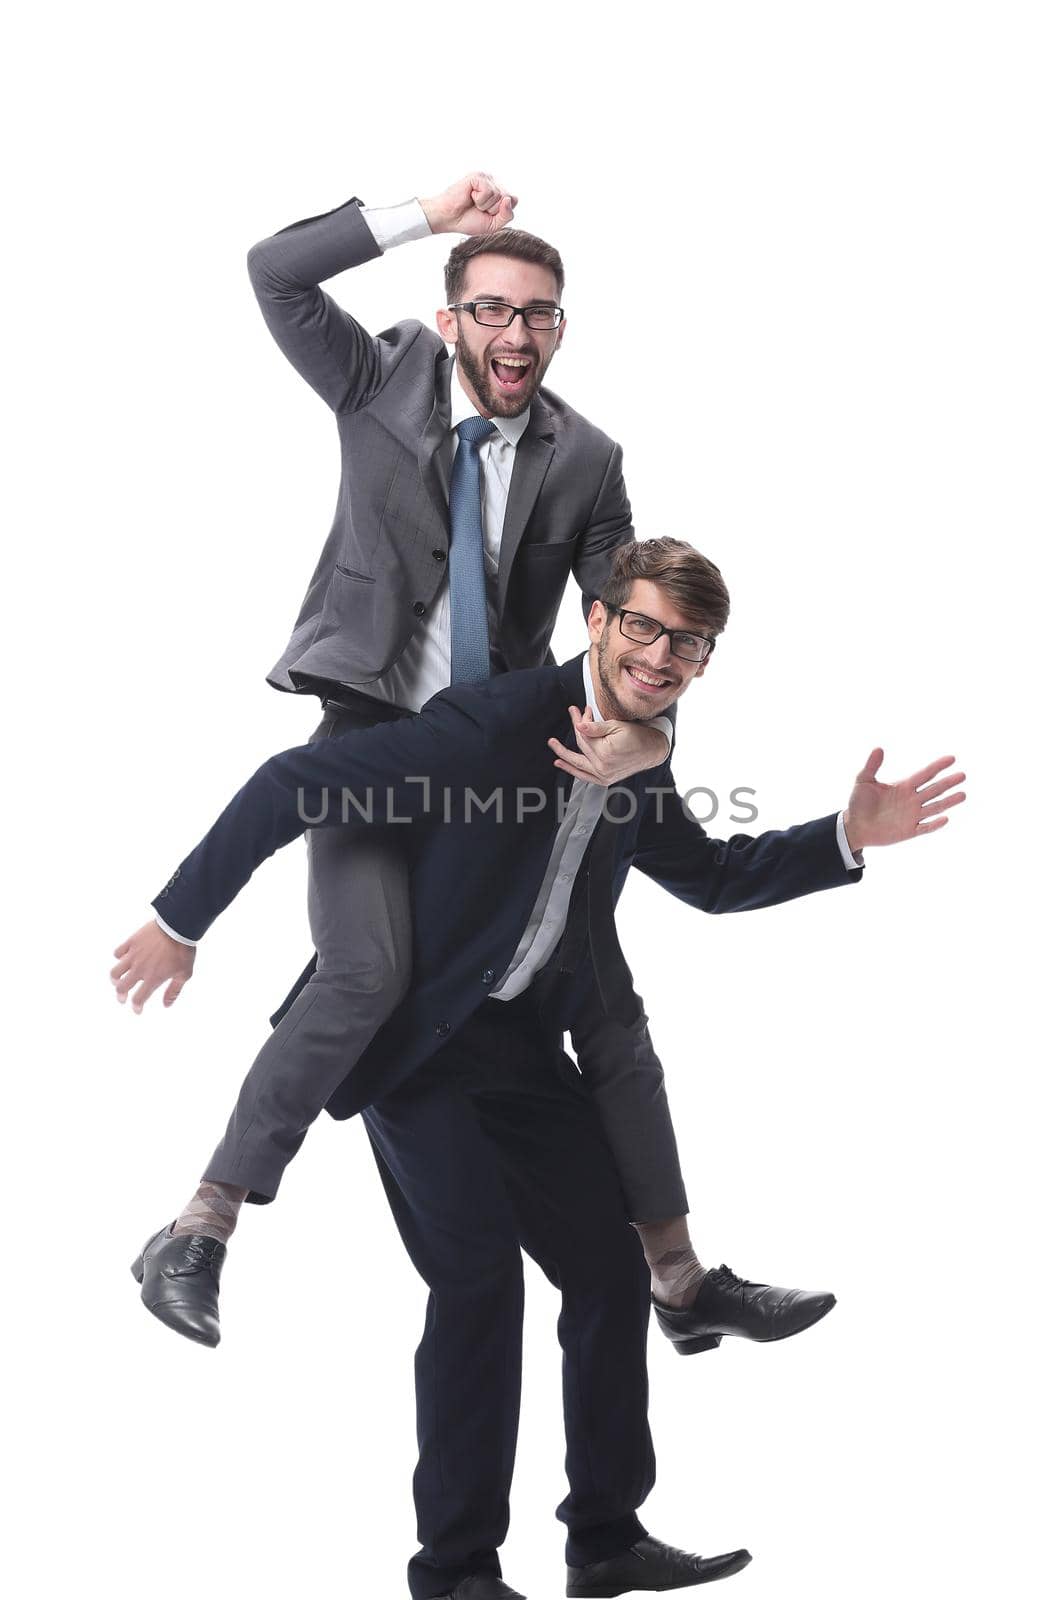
[123,174,683,1278]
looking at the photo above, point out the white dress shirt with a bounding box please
[364,359,530,712]
[357,199,529,712]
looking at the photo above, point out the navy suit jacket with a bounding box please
[154,653,862,1120]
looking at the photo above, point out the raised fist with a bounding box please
[421,172,518,236]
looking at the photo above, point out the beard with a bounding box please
[455,333,549,418]
[596,630,682,721]
[596,630,638,721]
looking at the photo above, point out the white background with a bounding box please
[6,3,1045,1597]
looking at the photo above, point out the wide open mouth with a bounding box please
[490,355,533,394]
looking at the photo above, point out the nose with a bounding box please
[500,311,531,349]
[638,633,674,671]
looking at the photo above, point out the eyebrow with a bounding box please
[626,608,707,635]
[471,294,559,307]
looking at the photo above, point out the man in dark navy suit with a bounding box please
[116,539,965,1599]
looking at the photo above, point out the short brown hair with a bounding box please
[600,539,730,636]
[444,229,565,306]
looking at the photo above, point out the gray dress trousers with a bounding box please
[202,695,412,1202]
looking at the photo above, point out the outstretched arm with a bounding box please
[110,695,491,1014]
[110,703,479,1012]
[633,750,965,914]
[632,786,861,914]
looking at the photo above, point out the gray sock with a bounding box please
[633,1216,709,1309]
[172,1180,249,1244]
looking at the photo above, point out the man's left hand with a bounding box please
[548,707,670,788]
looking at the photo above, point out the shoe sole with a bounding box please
[566,1546,752,1594]
[673,1334,723,1356]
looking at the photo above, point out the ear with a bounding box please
[436,306,458,344]
[587,598,607,644]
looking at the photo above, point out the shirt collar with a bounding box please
[582,650,605,723]
[449,356,531,447]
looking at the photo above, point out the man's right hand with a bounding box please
[111,922,196,1014]
[420,173,518,236]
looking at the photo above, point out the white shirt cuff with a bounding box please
[360,199,432,251]
[836,810,864,870]
[154,913,197,947]
[649,715,673,754]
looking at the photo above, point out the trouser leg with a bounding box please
[362,1067,525,1600]
[462,1003,656,1568]
[203,704,413,1203]
[364,1001,657,1594]
[566,971,690,1223]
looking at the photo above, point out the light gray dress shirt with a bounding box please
[490,655,863,1000]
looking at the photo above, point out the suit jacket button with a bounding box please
[481,969,495,985]
[159,888,168,897]
[413,601,426,617]
[436,1021,451,1037]
[432,549,447,563]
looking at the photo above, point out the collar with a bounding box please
[450,356,531,447]
[555,653,588,719]
[582,649,605,723]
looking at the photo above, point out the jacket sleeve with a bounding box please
[631,781,863,914]
[571,440,635,617]
[152,695,490,942]
[246,197,390,414]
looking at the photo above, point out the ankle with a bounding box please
[650,1252,708,1310]
[172,1180,249,1245]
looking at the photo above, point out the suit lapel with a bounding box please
[496,395,556,617]
[417,356,453,532]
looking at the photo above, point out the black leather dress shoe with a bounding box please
[433,1577,526,1599]
[567,1536,751,1595]
[652,1262,835,1354]
[131,1221,226,1347]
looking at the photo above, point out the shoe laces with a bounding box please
[713,1263,761,1300]
[180,1235,221,1270]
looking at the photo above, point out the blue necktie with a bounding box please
[449,416,496,684]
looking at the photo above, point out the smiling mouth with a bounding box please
[490,355,533,392]
[623,663,677,694]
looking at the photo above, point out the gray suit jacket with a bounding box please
[247,197,635,693]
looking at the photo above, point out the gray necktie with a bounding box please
[449,416,496,684]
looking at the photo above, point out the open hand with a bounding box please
[111,921,195,1014]
[843,749,966,851]
[420,172,518,236]
[548,706,670,788]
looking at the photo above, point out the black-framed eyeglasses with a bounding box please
[447,300,564,330]
[605,605,716,663]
